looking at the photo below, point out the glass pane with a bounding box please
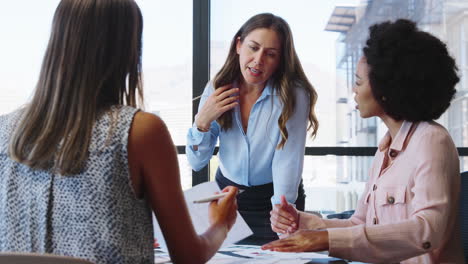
[331,0,468,147]
[179,155,193,190]
[137,0,193,186]
[462,156,468,173]
[210,0,468,147]
[0,1,193,187]
[209,154,468,213]
[303,155,368,213]
[306,155,468,214]
[209,1,468,215]
[0,1,61,115]
[137,0,193,146]
[210,0,360,147]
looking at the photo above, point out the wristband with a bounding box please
[197,125,210,132]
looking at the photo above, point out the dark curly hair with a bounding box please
[363,19,459,121]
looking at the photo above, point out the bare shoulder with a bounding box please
[132,111,167,135]
[128,112,177,198]
[129,111,173,155]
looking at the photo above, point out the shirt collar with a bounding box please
[234,79,278,102]
[378,120,414,152]
[263,80,278,96]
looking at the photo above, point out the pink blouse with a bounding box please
[300,121,464,263]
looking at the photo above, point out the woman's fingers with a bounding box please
[280,195,289,207]
[262,236,304,252]
[196,85,239,127]
[268,245,302,252]
[221,185,238,193]
[220,186,231,192]
[214,85,237,101]
[196,88,237,127]
[217,87,239,101]
[287,225,298,233]
[210,88,238,112]
[270,198,298,234]
[218,95,239,112]
[270,211,294,233]
[271,224,287,234]
[220,94,239,105]
[220,186,238,201]
[261,238,291,250]
[213,85,238,106]
[221,102,239,112]
[262,230,329,252]
[220,186,238,229]
[219,186,238,212]
[216,93,238,110]
[272,204,295,222]
[209,186,238,230]
[213,84,233,95]
[271,221,297,234]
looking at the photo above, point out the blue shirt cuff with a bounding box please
[187,124,208,146]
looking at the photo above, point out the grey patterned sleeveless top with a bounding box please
[0,106,154,264]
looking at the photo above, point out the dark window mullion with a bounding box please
[192,0,210,186]
[178,146,468,156]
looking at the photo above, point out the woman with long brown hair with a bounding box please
[186,13,319,241]
[0,0,237,263]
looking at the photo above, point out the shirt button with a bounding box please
[373,218,378,225]
[389,150,398,158]
[422,242,431,249]
[387,196,395,204]
[373,184,377,191]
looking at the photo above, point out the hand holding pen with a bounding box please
[207,186,239,231]
[193,189,245,203]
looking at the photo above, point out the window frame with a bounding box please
[190,0,468,186]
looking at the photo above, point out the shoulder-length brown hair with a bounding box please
[9,0,144,175]
[214,13,318,149]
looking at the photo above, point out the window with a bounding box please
[210,0,354,148]
[0,0,194,190]
[208,0,468,212]
[137,0,193,189]
[2,0,467,214]
[210,0,363,211]
[0,1,60,115]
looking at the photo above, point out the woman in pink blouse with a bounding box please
[262,19,464,263]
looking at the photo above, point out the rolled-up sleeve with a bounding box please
[186,82,220,171]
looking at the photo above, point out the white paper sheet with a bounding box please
[153,181,253,251]
[226,245,331,258]
[206,245,334,263]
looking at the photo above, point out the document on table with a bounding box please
[207,245,335,264]
[155,244,338,264]
[153,181,253,251]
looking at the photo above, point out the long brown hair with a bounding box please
[214,13,318,148]
[9,0,143,175]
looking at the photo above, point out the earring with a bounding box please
[381,96,387,101]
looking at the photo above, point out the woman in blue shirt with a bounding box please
[186,13,319,240]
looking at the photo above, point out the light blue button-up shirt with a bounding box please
[186,81,309,205]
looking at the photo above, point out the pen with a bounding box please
[193,190,245,203]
